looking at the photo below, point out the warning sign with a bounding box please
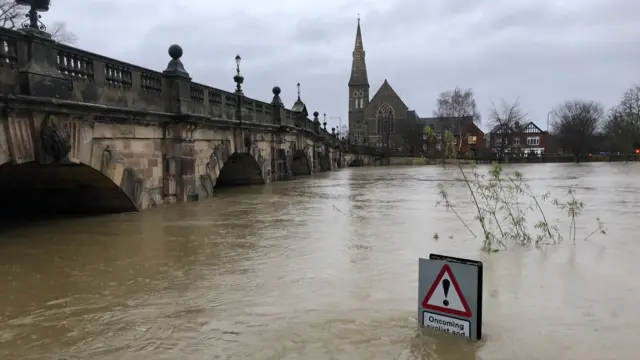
[421,264,472,317]
[418,254,483,340]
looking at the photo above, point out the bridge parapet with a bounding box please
[0,26,338,143]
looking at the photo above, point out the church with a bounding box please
[347,19,485,155]
[347,18,414,149]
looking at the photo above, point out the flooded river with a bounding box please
[1,163,639,359]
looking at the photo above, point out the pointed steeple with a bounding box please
[349,15,369,87]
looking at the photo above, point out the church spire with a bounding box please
[349,15,369,87]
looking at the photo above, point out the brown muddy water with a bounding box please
[0,163,638,359]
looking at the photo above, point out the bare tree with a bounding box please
[0,0,20,28]
[602,85,640,155]
[602,108,636,155]
[0,1,77,45]
[618,85,640,123]
[48,21,77,45]
[434,87,482,124]
[551,100,604,162]
[488,98,527,160]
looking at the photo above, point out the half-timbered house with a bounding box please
[489,121,549,155]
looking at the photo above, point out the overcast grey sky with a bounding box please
[47,0,639,131]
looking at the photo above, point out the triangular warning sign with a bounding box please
[422,264,472,317]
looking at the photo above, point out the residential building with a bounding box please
[406,114,486,156]
[489,121,549,155]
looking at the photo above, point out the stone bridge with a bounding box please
[0,26,356,217]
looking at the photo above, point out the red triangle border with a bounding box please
[421,264,472,317]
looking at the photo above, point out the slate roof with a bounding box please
[489,121,546,134]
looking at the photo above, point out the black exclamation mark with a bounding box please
[442,279,450,307]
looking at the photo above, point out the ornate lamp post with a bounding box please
[16,0,50,33]
[233,54,244,126]
[234,54,243,94]
[233,54,245,153]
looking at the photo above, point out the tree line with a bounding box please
[1,0,76,44]
[431,84,640,160]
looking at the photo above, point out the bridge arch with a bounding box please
[290,149,311,176]
[214,152,265,188]
[0,161,139,217]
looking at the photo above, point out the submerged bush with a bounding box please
[431,129,606,252]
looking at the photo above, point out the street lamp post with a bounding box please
[16,0,50,33]
[546,110,553,132]
[233,54,244,123]
[233,54,244,153]
[234,54,244,95]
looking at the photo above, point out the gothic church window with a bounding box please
[376,103,395,134]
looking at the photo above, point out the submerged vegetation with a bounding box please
[430,129,606,252]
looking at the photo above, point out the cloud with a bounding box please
[44,0,640,130]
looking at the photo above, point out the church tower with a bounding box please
[348,16,370,143]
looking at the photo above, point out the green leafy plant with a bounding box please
[432,129,606,252]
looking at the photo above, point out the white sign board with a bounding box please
[418,253,483,340]
[422,312,470,337]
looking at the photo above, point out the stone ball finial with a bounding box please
[168,44,183,60]
[272,86,281,95]
[313,111,319,117]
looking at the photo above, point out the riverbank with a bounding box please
[384,154,640,166]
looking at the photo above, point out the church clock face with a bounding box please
[356,118,364,126]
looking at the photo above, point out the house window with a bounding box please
[468,136,477,145]
[495,138,502,146]
[527,136,540,146]
[435,132,442,139]
[513,137,520,146]
[452,137,457,145]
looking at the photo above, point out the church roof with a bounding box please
[368,79,407,110]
